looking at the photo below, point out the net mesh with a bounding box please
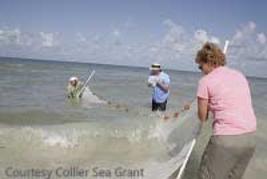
[145,101,201,179]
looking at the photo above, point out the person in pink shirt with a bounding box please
[195,42,257,179]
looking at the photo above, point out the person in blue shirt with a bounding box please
[147,63,170,111]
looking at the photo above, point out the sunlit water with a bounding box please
[0,57,266,179]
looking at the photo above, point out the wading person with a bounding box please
[147,63,170,111]
[195,42,257,179]
[67,76,83,99]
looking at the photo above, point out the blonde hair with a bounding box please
[195,42,226,66]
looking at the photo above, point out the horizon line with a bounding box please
[0,55,266,80]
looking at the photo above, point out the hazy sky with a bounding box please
[0,0,266,77]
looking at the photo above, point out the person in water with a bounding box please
[147,63,170,111]
[195,42,257,179]
[67,76,84,99]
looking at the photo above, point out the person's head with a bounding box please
[195,42,226,75]
[150,63,162,75]
[69,76,78,87]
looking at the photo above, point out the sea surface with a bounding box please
[0,57,266,179]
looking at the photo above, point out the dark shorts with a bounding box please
[152,99,167,111]
[198,133,256,179]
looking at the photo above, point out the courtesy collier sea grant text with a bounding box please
[4,166,144,178]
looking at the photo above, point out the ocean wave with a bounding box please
[0,122,162,150]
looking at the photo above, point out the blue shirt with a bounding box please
[152,72,170,103]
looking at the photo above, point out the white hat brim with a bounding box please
[149,67,161,71]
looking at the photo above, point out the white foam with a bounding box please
[43,134,78,148]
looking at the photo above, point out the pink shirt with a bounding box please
[197,66,257,136]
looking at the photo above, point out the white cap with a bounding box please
[69,76,78,82]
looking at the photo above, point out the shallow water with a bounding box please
[0,57,266,179]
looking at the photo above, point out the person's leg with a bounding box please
[198,136,237,179]
[152,99,159,111]
[198,134,256,179]
[228,147,255,179]
[227,133,256,179]
[158,100,167,111]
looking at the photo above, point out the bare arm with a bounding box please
[197,97,209,122]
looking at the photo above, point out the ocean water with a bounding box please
[0,57,266,179]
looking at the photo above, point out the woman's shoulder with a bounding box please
[198,75,210,86]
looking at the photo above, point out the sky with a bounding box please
[0,0,266,77]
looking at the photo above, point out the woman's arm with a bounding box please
[197,97,209,122]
